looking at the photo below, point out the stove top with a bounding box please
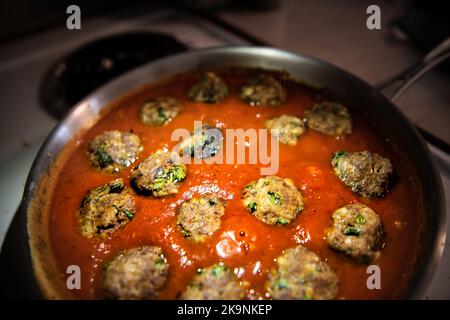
[0,5,448,299]
[0,6,249,259]
[40,32,187,119]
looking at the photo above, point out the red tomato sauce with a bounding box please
[48,69,420,299]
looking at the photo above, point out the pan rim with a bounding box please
[19,45,446,300]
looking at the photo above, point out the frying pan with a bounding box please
[0,45,447,299]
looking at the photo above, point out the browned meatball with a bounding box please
[180,264,243,300]
[240,74,286,106]
[179,124,223,160]
[267,245,339,300]
[304,101,352,135]
[140,96,182,126]
[242,176,303,225]
[102,246,169,300]
[177,194,225,242]
[331,150,393,197]
[131,150,187,197]
[326,203,385,263]
[87,130,142,173]
[78,178,135,238]
[187,72,229,103]
[265,115,305,145]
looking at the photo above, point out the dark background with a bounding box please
[1,0,448,51]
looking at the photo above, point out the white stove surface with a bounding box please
[0,7,448,299]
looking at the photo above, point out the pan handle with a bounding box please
[375,37,450,102]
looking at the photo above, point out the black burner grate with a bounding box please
[39,32,187,119]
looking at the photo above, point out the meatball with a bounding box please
[102,246,169,300]
[267,245,339,300]
[131,150,187,197]
[140,96,182,126]
[187,72,229,104]
[326,203,385,264]
[180,264,243,300]
[78,179,135,238]
[242,176,303,226]
[304,101,352,135]
[87,130,142,173]
[177,194,225,243]
[179,124,223,159]
[265,115,305,145]
[239,74,286,106]
[331,150,393,197]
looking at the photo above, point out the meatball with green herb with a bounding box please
[180,264,243,300]
[267,245,339,300]
[242,176,303,226]
[87,130,142,173]
[140,97,182,126]
[102,246,169,300]
[177,194,225,243]
[179,124,223,159]
[131,150,187,197]
[187,72,229,104]
[331,150,393,197]
[326,203,385,264]
[265,115,305,145]
[239,74,286,106]
[304,101,352,135]
[79,178,135,238]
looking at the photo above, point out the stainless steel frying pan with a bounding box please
[0,45,447,299]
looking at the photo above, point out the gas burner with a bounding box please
[39,32,187,119]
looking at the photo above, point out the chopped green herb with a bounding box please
[95,185,109,195]
[94,147,113,168]
[278,278,289,289]
[211,264,227,276]
[244,183,254,191]
[109,180,123,193]
[247,201,257,213]
[124,209,134,220]
[344,226,360,236]
[155,256,166,266]
[355,213,366,224]
[155,108,168,125]
[332,151,347,163]
[268,191,282,206]
[152,165,186,193]
[152,178,167,192]
[276,217,289,225]
[172,165,187,181]
[179,226,192,238]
